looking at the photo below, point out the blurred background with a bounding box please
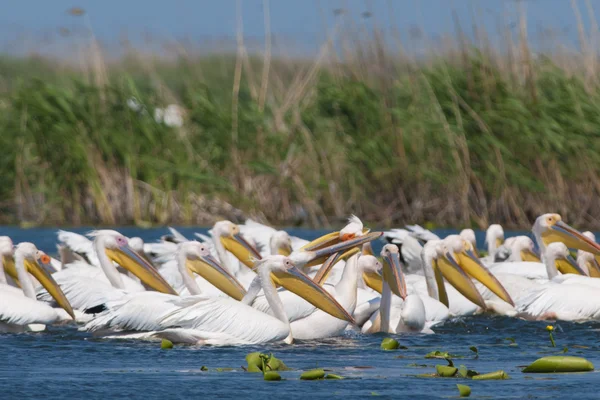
[1,0,599,229]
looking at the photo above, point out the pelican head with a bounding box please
[300,215,368,251]
[16,242,75,319]
[213,221,262,268]
[510,236,540,262]
[270,231,293,256]
[180,241,246,300]
[299,215,378,267]
[379,244,408,299]
[259,255,356,324]
[532,213,600,255]
[485,224,505,251]
[91,230,177,295]
[459,229,477,250]
[546,242,586,275]
[441,235,514,307]
[357,254,383,293]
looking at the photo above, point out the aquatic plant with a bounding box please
[2,4,600,229]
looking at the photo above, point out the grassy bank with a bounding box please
[2,15,600,229]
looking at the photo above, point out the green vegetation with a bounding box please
[2,16,600,228]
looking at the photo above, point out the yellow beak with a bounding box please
[25,256,75,319]
[555,254,586,275]
[272,265,355,324]
[303,232,381,268]
[454,249,514,306]
[495,238,504,249]
[586,258,600,278]
[437,253,486,309]
[382,252,407,299]
[220,234,263,268]
[2,255,20,287]
[542,220,600,255]
[362,270,383,294]
[278,243,293,256]
[186,255,246,301]
[521,248,541,262]
[312,248,360,285]
[105,246,177,295]
[300,228,371,252]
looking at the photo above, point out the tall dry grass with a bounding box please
[2,4,600,229]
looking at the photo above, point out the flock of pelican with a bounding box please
[2,213,600,346]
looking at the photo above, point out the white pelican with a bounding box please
[484,213,600,321]
[516,243,600,321]
[37,230,176,314]
[84,241,247,337]
[0,243,75,332]
[362,244,430,334]
[459,229,477,252]
[155,250,360,345]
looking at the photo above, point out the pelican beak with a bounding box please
[362,270,383,294]
[105,245,177,295]
[313,252,341,285]
[304,232,382,267]
[25,254,75,319]
[272,265,355,324]
[2,255,20,287]
[454,247,514,306]
[543,220,600,255]
[278,242,293,256]
[382,251,407,299]
[220,234,262,268]
[300,228,371,252]
[496,238,504,249]
[186,254,246,300]
[555,254,586,275]
[437,252,486,309]
[521,248,541,262]
[586,258,600,278]
[312,247,361,284]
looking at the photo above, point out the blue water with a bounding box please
[1,227,600,399]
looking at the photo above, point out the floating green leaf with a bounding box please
[522,356,594,373]
[472,370,510,380]
[457,384,471,397]
[301,369,326,380]
[436,365,458,377]
[160,339,173,349]
[264,371,282,381]
[425,350,462,359]
[200,366,208,371]
[325,374,344,380]
[458,365,479,378]
[380,338,400,350]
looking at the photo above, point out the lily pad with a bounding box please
[436,365,458,377]
[457,384,471,397]
[425,350,462,359]
[522,356,594,373]
[264,371,282,381]
[458,365,479,378]
[381,338,400,350]
[301,369,326,380]
[472,370,509,380]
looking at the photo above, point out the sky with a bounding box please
[0,0,596,58]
